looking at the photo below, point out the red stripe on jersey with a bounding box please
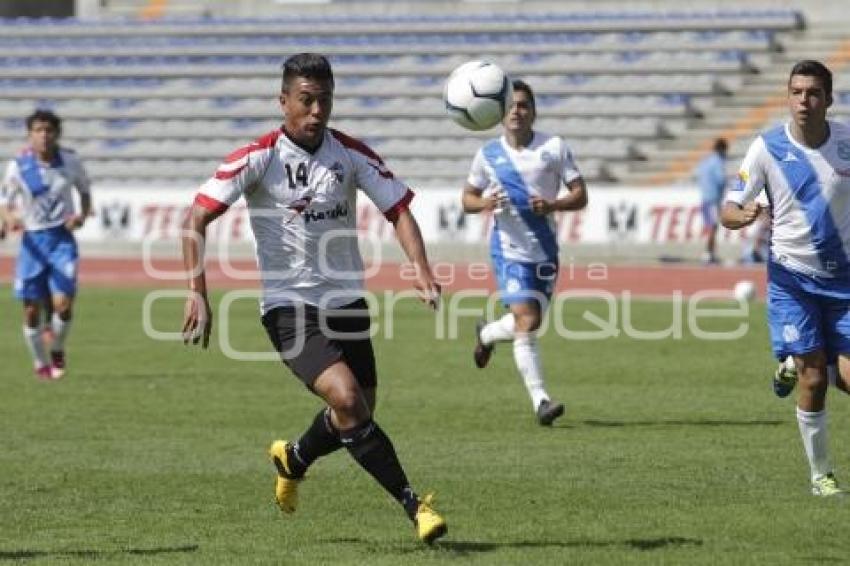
[214,164,246,180]
[384,189,414,223]
[194,193,228,215]
[330,128,394,179]
[222,129,282,163]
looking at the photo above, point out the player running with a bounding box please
[462,80,588,426]
[722,60,850,496]
[0,109,91,380]
[181,53,447,542]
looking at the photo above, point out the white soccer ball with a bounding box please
[443,60,512,131]
[734,279,757,302]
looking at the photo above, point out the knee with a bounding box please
[514,313,541,333]
[53,299,72,320]
[797,354,829,393]
[23,305,39,327]
[330,388,370,424]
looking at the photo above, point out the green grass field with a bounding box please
[2,287,850,565]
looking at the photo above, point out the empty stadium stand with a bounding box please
[3,2,844,188]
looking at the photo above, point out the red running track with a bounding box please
[0,255,767,299]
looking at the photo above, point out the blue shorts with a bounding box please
[701,201,719,229]
[14,226,79,301]
[492,256,558,308]
[767,261,850,362]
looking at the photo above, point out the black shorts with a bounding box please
[261,298,377,389]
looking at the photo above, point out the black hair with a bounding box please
[789,59,832,97]
[512,79,535,114]
[281,52,334,92]
[25,109,61,135]
[714,138,728,153]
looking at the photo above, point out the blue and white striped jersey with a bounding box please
[0,147,90,232]
[467,131,581,263]
[728,120,850,279]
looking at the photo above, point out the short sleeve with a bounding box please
[726,136,767,206]
[560,138,582,185]
[195,132,278,213]
[331,130,411,221]
[466,148,490,191]
[0,160,20,207]
[66,152,91,194]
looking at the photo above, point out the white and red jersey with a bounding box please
[195,127,412,312]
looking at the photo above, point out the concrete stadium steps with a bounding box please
[0,12,802,38]
[0,116,676,143]
[0,7,811,186]
[617,23,850,186]
[80,156,613,186]
[0,30,779,57]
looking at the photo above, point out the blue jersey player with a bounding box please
[722,60,850,496]
[462,80,588,426]
[0,110,91,380]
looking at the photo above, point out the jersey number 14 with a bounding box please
[285,162,309,189]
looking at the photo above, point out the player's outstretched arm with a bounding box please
[181,204,223,348]
[392,207,441,310]
[720,201,761,230]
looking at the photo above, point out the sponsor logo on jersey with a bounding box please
[540,151,557,164]
[304,200,349,224]
[329,161,345,183]
[781,151,798,162]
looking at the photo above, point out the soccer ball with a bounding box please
[734,279,756,302]
[443,61,512,131]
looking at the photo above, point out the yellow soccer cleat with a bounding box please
[268,440,303,513]
[812,473,846,497]
[414,493,447,544]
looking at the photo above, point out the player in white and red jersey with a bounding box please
[0,109,91,381]
[722,60,850,496]
[181,53,446,543]
[462,80,588,426]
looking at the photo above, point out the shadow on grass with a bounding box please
[325,536,702,556]
[0,544,198,561]
[582,419,783,428]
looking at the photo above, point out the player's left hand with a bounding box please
[414,272,442,310]
[529,196,554,216]
[182,291,212,348]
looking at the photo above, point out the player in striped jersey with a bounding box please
[181,53,446,542]
[462,80,588,426]
[722,60,850,496]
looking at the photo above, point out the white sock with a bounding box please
[796,407,832,480]
[51,313,71,352]
[513,333,548,410]
[481,313,515,345]
[22,325,49,368]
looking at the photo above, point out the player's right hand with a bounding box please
[741,202,762,225]
[182,291,212,348]
[483,189,507,212]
